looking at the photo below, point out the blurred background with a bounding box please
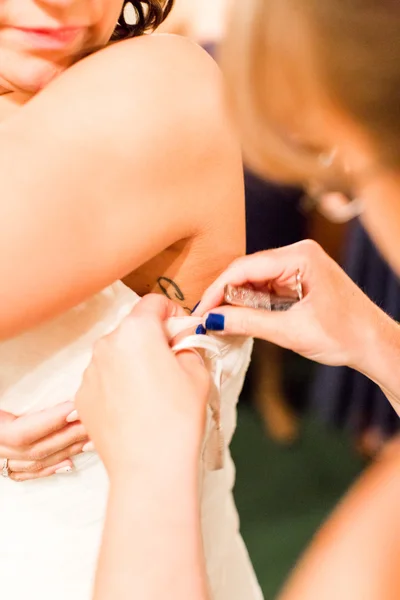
[160,1,400,597]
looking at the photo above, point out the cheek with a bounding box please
[93,2,123,43]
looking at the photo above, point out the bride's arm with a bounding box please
[0,34,242,337]
[279,441,400,600]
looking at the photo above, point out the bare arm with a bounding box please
[95,474,209,600]
[0,34,242,337]
[279,440,400,600]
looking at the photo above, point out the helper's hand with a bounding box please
[75,295,210,482]
[196,240,387,373]
[1,402,90,481]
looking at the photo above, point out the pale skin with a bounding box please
[0,0,245,480]
[77,6,400,599]
[75,294,211,600]
[193,40,400,600]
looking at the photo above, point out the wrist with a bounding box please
[349,298,391,373]
[355,307,400,403]
[109,456,200,498]
[109,466,201,535]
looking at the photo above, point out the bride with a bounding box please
[0,1,262,599]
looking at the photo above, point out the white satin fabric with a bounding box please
[0,282,263,600]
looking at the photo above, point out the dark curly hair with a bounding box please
[112,1,175,40]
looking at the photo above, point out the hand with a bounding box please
[0,402,90,482]
[196,240,385,372]
[75,294,210,482]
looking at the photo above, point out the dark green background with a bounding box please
[231,407,365,599]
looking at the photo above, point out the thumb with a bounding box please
[175,350,211,397]
[204,306,293,347]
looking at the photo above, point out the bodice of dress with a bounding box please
[0,282,261,600]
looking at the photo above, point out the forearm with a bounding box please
[94,469,210,600]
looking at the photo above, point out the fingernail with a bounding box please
[196,324,207,335]
[191,301,200,314]
[191,350,205,366]
[175,348,205,367]
[66,410,79,423]
[55,466,73,474]
[205,314,225,332]
[82,441,95,453]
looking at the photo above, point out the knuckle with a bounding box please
[27,448,46,462]
[230,256,243,269]
[9,430,29,449]
[72,441,87,455]
[68,433,82,446]
[10,473,24,482]
[300,239,322,257]
[236,314,251,336]
[27,461,43,473]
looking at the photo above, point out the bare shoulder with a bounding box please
[85,34,237,162]
[54,34,230,142]
[13,34,233,145]
[89,33,223,103]
[7,33,243,256]
[105,33,218,76]
[13,33,241,200]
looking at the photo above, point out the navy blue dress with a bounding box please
[310,220,400,439]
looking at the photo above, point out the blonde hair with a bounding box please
[221,0,400,186]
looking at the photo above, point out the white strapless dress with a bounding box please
[0,282,263,600]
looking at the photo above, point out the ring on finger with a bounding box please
[296,270,304,301]
[1,458,10,478]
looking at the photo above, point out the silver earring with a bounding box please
[123,2,139,26]
[318,147,338,168]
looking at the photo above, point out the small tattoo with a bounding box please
[157,277,185,302]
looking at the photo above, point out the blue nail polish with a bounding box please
[191,301,200,314]
[196,324,207,335]
[205,314,225,332]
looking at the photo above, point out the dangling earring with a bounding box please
[122,2,139,26]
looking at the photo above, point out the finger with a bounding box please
[98,295,179,360]
[132,294,190,340]
[133,294,186,321]
[202,305,296,348]
[175,349,205,369]
[195,241,318,315]
[1,401,76,448]
[8,439,89,473]
[107,296,181,366]
[9,460,74,482]
[175,351,211,401]
[1,423,88,462]
[24,423,88,461]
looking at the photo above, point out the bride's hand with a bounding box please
[0,402,91,481]
[196,240,385,373]
[75,294,210,482]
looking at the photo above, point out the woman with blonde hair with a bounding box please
[78,1,400,598]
